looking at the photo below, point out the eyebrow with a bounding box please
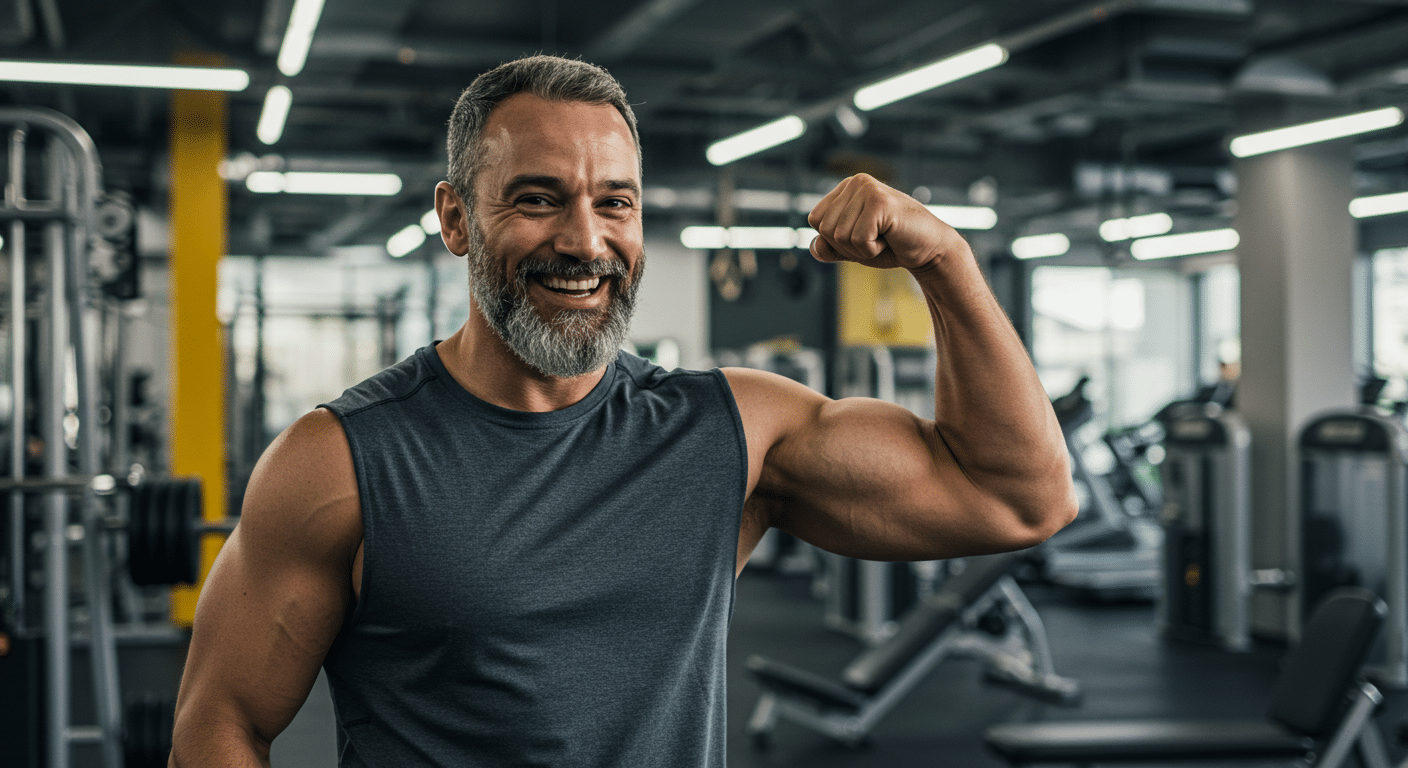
[501,174,641,199]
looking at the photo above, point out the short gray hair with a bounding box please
[446,55,641,210]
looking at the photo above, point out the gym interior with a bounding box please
[3,0,1408,765]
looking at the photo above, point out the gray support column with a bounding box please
[1234,106,1357,640]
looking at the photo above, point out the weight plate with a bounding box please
[173,480,200,585]
[128,484,150,586]
[161,480,180,585]
[140,482,170,586]
[184,479,203,584]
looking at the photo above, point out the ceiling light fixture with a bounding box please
[926,205,998,230]
[1130,228,1240,260]
[1349,190,1408,219]
[853,43,1008,112]
[0,60,249,91]
[680,226,822,250]
[1229,106,1404,158]
[256,85,293,145]
[420,209,441,235]
[1099,212,1173,242]
[277,0,328,77]
[1012,233,1070,260]
[705,115,806,166]
[387,224,427,258]
[245,171,403,196]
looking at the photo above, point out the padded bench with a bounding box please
[747,551,1080,747]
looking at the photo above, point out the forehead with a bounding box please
[477,93,639,189]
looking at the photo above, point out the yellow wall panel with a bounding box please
[836,261,934,347]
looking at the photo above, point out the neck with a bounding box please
[436,309,610,413]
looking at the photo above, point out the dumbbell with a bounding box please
[0,474,234,586]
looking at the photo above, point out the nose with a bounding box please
[553,199,611,262]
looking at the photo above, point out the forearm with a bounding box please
[910,246,1073,525]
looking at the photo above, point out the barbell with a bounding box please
[0,474,232,586]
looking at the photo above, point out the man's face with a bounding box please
[463,93,645,378]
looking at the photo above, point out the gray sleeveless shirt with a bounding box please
[319,346,747,767]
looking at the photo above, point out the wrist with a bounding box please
[906,238,976,285]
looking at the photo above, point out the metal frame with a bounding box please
[748,575,1079,747]
[1,106,122,768]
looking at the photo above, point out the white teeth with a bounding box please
[542,275,601,292]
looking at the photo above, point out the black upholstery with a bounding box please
[984,587,1386,765]
[843,552,1020,693]
[745,656,868,712]
[984,719,1312,761]
[1268,587,1387,735]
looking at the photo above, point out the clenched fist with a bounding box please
[807,174,969,274]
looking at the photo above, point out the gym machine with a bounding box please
[746,551,1080,748]
[825,345,940,644]
[1156,402,1254,650]
[1298,402,1408,688]
[1038,376,1161,599]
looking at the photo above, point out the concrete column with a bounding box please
[1234,104,1356,640]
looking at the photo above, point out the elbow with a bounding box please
[998,480,1080,552]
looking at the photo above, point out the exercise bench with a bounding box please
[746,551,1080,748]
[984,586,1390,768]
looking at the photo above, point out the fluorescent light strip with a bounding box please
[854,43,1008,111]
[420,209,441,235]
[1229,107,1405,158]
[256,86,293,145]
[680,226,819,250]
[1350,191,1408,218]
[245,171,403,196]
[1130,228,1239,260]
[1099,212,1172,242]
[926,205,997,230]
[706,115,806,166]
[387,224,427,258]
[0,60,249,91]
[277,0,328,77]
[1012,233,1070,260]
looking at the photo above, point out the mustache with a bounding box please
[515,256,629,281]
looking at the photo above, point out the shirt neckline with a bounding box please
[421,342,620,428]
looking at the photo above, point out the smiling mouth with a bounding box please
[534,274,607,298]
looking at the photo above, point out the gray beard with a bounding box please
[465,232,642,379]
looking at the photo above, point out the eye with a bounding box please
[599,197,634,210]
[517,194,554,208]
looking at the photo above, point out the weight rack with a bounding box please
[2,107,122,768]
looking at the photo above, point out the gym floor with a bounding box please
[144,565,1408,767]
[724,570,1408,768]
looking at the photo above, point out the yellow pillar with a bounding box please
[837,262,934,347]
[167,57,228,626]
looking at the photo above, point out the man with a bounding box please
[170,56,1076,767]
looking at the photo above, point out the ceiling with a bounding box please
[2,0,1407,258]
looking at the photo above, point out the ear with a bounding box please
[435,181,471,257]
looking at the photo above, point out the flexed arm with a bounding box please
[729,174,1076,567]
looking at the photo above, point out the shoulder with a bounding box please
[238,408,361,565]
[720,367,827,450]
[324,348,438,418]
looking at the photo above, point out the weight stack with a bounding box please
[1157,406,1251,651]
